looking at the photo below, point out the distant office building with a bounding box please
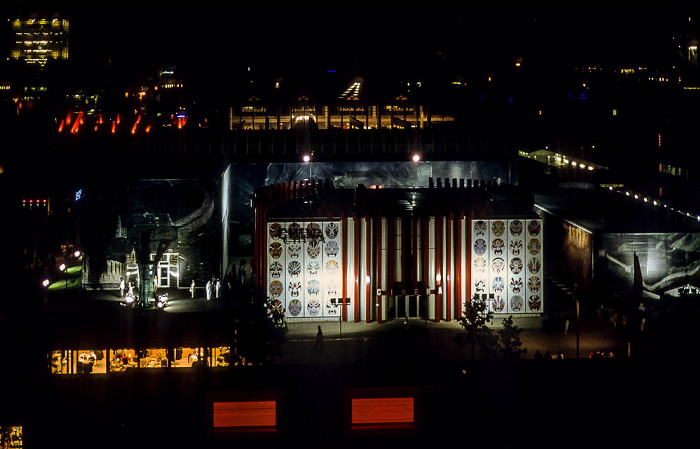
[229,102,454,131]
[229,78,456,131]
[10,16,69,66]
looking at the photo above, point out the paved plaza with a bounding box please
[39,285,629,364]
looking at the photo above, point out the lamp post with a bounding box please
[59,263,67,290]
[303,153,312,179]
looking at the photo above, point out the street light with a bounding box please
[59,263,67,290]
[302,153,312,179]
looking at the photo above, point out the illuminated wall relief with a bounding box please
[471,219,543,314]
[597,233,700,295]
[267,221,342,318]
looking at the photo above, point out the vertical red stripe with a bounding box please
[354,212,360,322]
[376,214,382,324]
[467,210,473,303]
[446,212,452,322]
[365,214,371,323]
[259,203,263,290]
[456,210,463,319]
[388,216,395,297]
[255,201,261,290]
[435,214,442,323]
[342,211,348,322]
[412,216,418,288]
[261,206,268,290]
[422,216,429,317]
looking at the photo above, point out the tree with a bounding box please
[497,315,527,360]
[458,295,495,361]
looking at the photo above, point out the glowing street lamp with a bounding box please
[411,153,421,163]
[59,263,67,290]
[302,153,312,179]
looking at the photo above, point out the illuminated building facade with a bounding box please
[230,103,455,131]
[251,177,543,323]
[10,16,69,66]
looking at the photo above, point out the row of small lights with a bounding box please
[554,156,595,171]
[22,198,48,206]
[302,153,422,163]
[606,185,700,222]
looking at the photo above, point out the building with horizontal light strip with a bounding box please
[251,177,543,323]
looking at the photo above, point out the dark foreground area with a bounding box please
[0,357,694,449]
[0,289,697,449]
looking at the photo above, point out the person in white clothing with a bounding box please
[205,279,212,300]
[119,277,125,297]
[190,279,195,298]
[215,278,221,299]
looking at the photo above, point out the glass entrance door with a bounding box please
[158,262,169,288]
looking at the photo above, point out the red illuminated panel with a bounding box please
[351,397,414,427]
[213,401,277,429]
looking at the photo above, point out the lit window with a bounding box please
[213,401,277,429]
[345,387,421,434]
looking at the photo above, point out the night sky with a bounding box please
[6,7,693,71]
[2,5,696,97]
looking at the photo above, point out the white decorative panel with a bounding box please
[266,220,342,319]
[470,218,543,315]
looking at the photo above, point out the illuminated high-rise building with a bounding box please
[10,15,69,67]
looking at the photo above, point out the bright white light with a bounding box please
[42,279,50,287]
[412,153,421,163]
[302,154,311,163]
[59,263,66,272]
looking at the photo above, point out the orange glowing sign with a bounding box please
[213,401,277,429]
[351,397,414,425]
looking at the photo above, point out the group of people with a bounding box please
[119,277,135,297]
[119,272,235,301]
[189,276,222,300]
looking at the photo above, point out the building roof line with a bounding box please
[534,203,593,234]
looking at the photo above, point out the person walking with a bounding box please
[215,277,221,299]
[206,278,212,300]
[190,279,196,298]
[239,261,246,285]
[119,277,125,297]
[128,280,134,297]
[314,325,324,349]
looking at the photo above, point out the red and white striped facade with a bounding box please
[252,179,543,323]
